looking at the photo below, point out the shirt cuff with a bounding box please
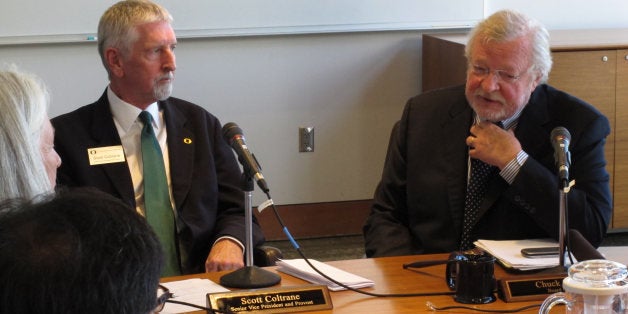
[500,150,529,184]
[214,236,245,253]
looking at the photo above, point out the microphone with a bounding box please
[568,229,605,261]
[222,122,269,193]
[550,127,571,185]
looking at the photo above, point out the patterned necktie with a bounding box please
[460,158,497,251]
[459,121,504,250]
[139,111,180,276]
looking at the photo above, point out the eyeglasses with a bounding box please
[153,284,217,313]
[469,64,529,84]
[155,284,173,312]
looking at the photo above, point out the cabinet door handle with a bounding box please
[602,56,609,62]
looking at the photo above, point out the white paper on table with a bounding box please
[276,258,374,291]
[160,278,229,313]
[475,238,560,271]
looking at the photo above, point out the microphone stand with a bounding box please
[220,174,281,288]
[558,180,570,269]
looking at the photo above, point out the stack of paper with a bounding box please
[160,278,229,314]
[474,239,559,271]
[276,259,375,291]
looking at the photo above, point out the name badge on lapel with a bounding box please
[87,145,126,165]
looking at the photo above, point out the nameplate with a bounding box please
[87,145,126,165]
[499,273,566,302]
[206,285,332,313]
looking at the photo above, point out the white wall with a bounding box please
[173,32,422,205]
[2,0,628,206]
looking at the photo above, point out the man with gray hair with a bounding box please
[364,10,611,257]
[52,0,264,276]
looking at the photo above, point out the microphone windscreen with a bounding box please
[551,126,571,142]
[222,122,243,144]
[569,229,605,261]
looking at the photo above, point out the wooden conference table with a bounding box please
[162,253,545,313]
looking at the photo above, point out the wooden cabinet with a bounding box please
[548,49,617,226]
[422,29,628,230]
[614,49,628,228]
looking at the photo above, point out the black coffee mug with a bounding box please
[445,251,496,304]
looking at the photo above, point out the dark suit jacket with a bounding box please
[363,84,612,257]
[52,91,264,274]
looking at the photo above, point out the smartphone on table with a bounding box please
[521,247,560,258]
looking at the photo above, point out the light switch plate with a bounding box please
[299,127,314,152]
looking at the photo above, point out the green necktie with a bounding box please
[139,111,180,277]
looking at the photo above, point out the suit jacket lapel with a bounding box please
[161,100,194,211]
[514,88,551,156]
[443,97,474,230]
[90,91,135,206]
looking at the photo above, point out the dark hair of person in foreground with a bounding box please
[0,187,164,314]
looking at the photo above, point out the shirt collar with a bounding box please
[501,107,524,130]
[107,86,161,131]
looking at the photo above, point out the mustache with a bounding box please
[157,72,174,81]
[474,90,505,105]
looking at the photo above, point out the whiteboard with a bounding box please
[0,0,483,45]
[485,0,628,30]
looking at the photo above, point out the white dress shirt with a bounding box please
[107,87,175,219]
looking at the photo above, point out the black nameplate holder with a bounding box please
[498,273,566,302]
[206,285,332,313]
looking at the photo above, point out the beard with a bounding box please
[153,72,174,101]
[471,103,508,122]
[469,90,510,122]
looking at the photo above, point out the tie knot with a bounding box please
[139,111,153,125]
